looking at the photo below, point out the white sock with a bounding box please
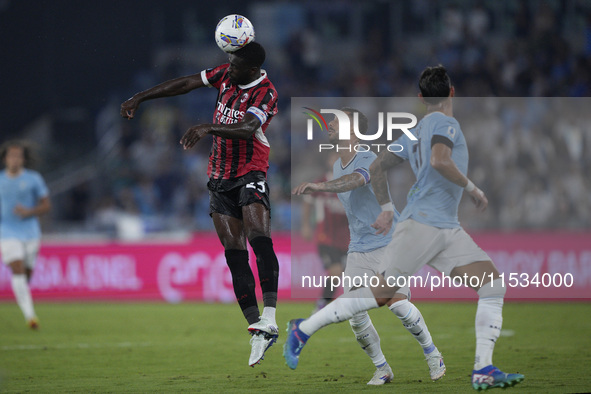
[389,299,436,354]
[300,287,378,336]
[11,274,36,321]
[349,312,386,367]
[474,297,503,370]
[262,306,276,323]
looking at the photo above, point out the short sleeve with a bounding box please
[200,64,229,90]
[33,172,49,199]
[246,84,278,126]
[432,118,460,147]
[389,134,410,161]
[353,153,375,184]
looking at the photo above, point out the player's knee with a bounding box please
[244,219,269,241]
[246,229,268,241]
[218,232,246,250]
[375,297,390,307]
[243,203,271,240]
[249,236,276,255]
[373,282,397,306]
[386,293,407,307]
[392,286,410,302]
[9,260,25,275]
[216,228,246,250]
[477,278,506,299]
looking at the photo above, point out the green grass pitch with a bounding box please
[0,301,590,393]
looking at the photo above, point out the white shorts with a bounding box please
[344,246,410,298]
[0,239,41,269]
[383,219,491,279]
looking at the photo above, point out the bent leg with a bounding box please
[299,220,445,336]
[450,260,500,290]
[318,246,345,309]
[213,213,259,325]
[243,203,279,319]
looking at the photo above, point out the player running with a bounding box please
[0,140,51,329]
[292,108,445,384]
[121,42,280,367]
[284,66,524,390]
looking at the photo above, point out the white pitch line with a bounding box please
[500,329,515,337]
[333,328,515,343]
[1,342,152,351]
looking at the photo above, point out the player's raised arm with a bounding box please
[369,150,404,234]
[311,173,366,193]
[292,172,365,196]
[430,142,488,211]
[120,73,205,119]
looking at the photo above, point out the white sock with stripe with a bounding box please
[389,299,436,354]
[349,312,387,367]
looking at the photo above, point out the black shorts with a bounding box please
[208,172,271,219]
[318,244,347,270]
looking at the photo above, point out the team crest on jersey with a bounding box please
[240,93,249,103]
[447,126,456,139]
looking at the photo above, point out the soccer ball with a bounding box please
[214,14,255,53]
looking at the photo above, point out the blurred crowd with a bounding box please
[19,0,591,235]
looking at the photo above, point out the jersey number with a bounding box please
[412,138,423,169]
[246,181,266,193]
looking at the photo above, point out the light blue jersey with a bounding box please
[0,169,49,240]
[333,152,398,253]
[392,111,467,228]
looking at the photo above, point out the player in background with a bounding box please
[292,108,445,384]
[121,42,280,367]
[299,152,349,312]
[0,140,51,329]
[285,66,524,391]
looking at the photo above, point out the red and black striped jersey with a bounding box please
[200,64,278,181]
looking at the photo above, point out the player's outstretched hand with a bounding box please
[468,187,488,211]
[292,182,319,195]
[180,125,210,149]
[371,211,394,235]
[120,97,139,119]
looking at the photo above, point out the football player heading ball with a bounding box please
[121,16,280,368]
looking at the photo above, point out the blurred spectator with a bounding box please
[129,131,168,178]
[466,2,491,42]
[442,4,464,46]
[132,175,161,217]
